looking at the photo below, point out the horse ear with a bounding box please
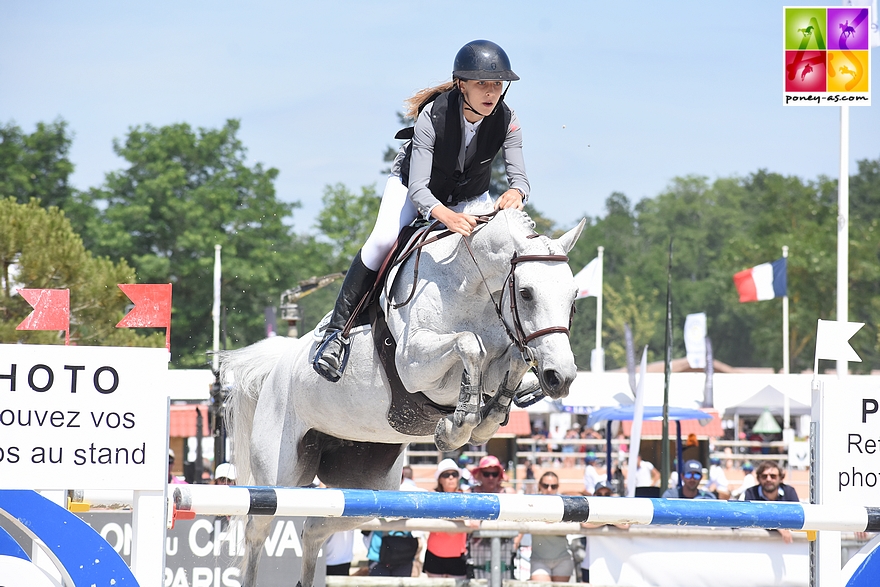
[555,218,587,254]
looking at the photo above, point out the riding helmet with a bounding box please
[453,40,519,81]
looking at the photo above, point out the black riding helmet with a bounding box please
[453,40,519,81]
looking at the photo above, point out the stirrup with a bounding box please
[312,331,352,383]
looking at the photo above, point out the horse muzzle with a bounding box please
[538,366,575,399]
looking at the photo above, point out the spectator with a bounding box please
[213,462,236,485]
[628,455,660,487]
[562,427,579,467]
[324,530,355,576]
[524,458,537,494]
[457,454,474,490]
[707,457,730,499]
[549,425,565,455]
[527,471,574,582]
[424,459,468,578]
[583,453,603,496]
[731,461,757,499]
[400,465,421,491]
[681,433,700,463]
[742,461,799,543]
[365,529,419,578]
[467,456,517,579]
[168,449,187,485]
[662,460,716,499]
[580,480,629,582]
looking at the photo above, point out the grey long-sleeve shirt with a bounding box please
[392,100,530,219]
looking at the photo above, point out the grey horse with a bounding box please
[221,208,586,586]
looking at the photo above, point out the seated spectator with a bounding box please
[731,461,757,499]
[213,462,236,486]
[528,472,574,582]
[742,461,799,543]
[662,460,716,499]
[424,459,467,578]
[707,457,730,499]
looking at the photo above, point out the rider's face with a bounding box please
[459,80,503,118]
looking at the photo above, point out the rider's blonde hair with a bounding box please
[403,80,456,120]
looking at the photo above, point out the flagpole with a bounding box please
[589,247,605,372]
[596,246,604,355]
[212,245,222,374]
[836,105,849,379]
[782,246,790,433]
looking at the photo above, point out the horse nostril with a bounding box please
[543,369,561,391]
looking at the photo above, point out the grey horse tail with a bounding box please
[220,336,296,485]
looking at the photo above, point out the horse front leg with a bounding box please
[470,346,532,445]
[434,367,482,451]
[400,330,485,451]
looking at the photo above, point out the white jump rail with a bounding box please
[171,486,880,532]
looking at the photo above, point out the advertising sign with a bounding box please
[0,344,169,491]
[784,6,872,105]
[0,512,321,587]
[819,377,880,506]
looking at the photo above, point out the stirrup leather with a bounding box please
[312,331,352,383]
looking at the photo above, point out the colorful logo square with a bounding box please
[783,6,871,106]
[785,8,827,50]
[827,8,870,50]
[827,50,869,92]
[785,50,826,92]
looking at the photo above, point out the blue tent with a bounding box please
[589,405,712,495]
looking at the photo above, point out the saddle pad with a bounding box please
[370,302,454,437]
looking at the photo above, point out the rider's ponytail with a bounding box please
[403,80,456,121]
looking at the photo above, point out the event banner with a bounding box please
[783,6,872,106]
[0,344,168,491]
[0,512,322,587]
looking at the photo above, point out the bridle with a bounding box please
[471,242,572,364]
[389,212,574,364]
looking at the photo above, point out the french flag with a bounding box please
[733,258,787,303]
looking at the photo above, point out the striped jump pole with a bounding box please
[172,486,880,533]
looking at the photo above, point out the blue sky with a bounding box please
[2,1,877,233]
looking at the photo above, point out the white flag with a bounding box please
[815,319,864,362]
[574,257,601,299]
[684,313,707,369]
[844,0,880,48]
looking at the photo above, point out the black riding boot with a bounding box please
[313,250,378,382]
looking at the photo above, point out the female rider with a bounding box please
[314,39,530,382]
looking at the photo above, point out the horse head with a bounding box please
[474,209,587,398]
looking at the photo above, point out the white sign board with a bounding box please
[819,377,880,506]
[0,344,168,491]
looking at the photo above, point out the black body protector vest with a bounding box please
[399,88,511,207]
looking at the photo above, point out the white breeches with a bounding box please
[361,176,495,271]
[362,176,418,271]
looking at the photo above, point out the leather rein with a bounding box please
[387,212,572,363]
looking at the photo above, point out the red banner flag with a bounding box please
[116,283,172,352]
[16,289,70,345]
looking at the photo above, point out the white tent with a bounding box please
[723,385,811,417]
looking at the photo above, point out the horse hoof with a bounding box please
[434,419,461,452]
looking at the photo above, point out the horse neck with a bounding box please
[466,212,540,291]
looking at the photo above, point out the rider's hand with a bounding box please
[494,188,525,211]
[432,205,478,236]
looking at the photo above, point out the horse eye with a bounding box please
[519,288,533,301]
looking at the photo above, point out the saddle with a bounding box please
[332,221,459,437]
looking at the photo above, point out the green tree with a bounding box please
[315,183,381,265]
[0,197,161,347]
[0,120,76,209]
[79,120,323,367]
